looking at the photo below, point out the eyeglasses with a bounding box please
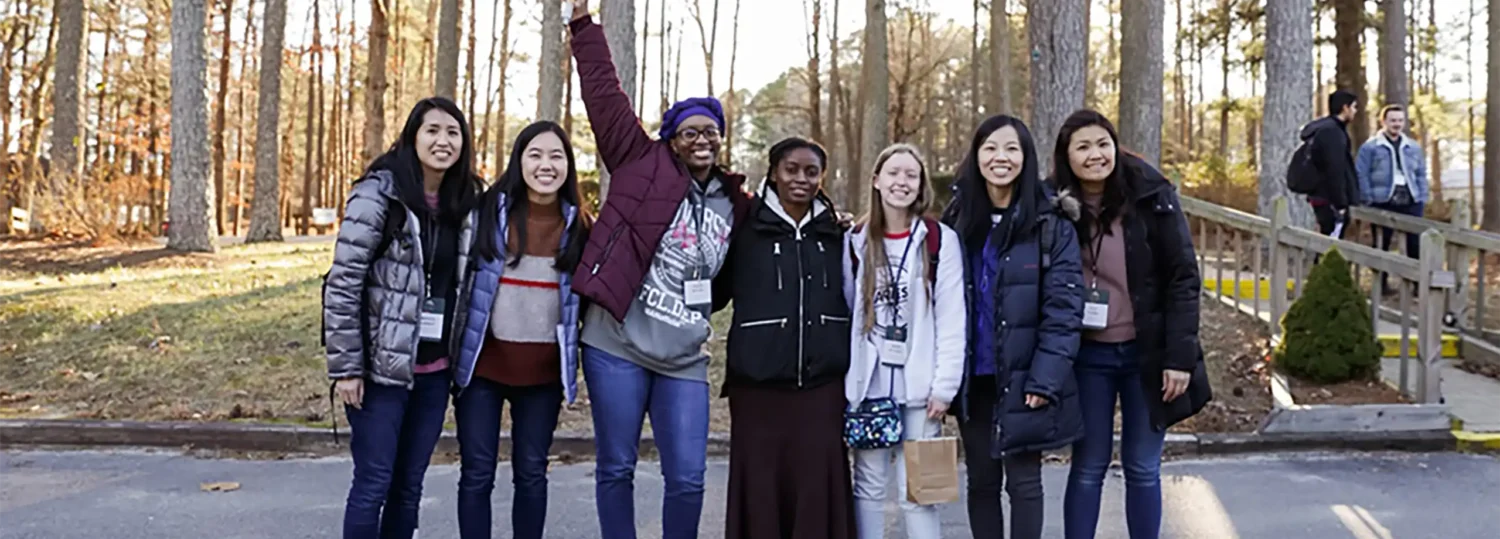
[675,128,721,142]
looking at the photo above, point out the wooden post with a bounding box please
[1447,198,1472,330]
[1417,229,1446,404]
[1270,197,1290,339]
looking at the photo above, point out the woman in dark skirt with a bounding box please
[712,137,855,539]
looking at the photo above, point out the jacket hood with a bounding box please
[1048,187,1082,222]
[1300,115,1343,140]
[1123,154,1174,202]
[756,180,831,229]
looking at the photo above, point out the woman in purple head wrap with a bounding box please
[564,1,754,538]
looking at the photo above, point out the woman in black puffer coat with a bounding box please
[941,115,1085,539]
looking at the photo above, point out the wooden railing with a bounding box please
[1181,195,1450,403]
[1347,200,1500,350]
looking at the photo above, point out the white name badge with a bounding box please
[420,298,446,341]
[879,338,909,367]
[684,279,713,307]
[1082,288,1109,330]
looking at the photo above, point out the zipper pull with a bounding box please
[774,243,781,256]
[817,241,825,253]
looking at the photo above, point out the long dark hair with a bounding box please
[950,115,1044,251]
[1049,109,1134,245]
[364,97,483,224]
[475,121,590,272]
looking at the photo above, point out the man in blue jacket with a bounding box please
[1356,104,1428,293]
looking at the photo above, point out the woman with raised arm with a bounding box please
[449,121,592,539]
[939,115,1085,539]
[842,144,966,539]
[324,97,482,539]
[565,1,753,538]
[1050,109,1211,539]
[715,138,855,539]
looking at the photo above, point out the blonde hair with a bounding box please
[859,143,934,335]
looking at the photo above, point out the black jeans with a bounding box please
[1370,199,1425,292]
[958,375,1045,539]
[1312,204,1345,237]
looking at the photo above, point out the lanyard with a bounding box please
[1085,212,1107,289]
[884,231,916,326]
[422,215,442,296]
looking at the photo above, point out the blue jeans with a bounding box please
[1064,341,1166,539]
[455,377,563,539]
[582,345,710,539]
[342,372,451,539]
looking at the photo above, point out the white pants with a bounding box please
[852,405,944,539]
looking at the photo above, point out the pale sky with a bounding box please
[68,0,1489,130]
[270,0,1486,124]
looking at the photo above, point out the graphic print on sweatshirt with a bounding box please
[872,235,915,344]
[637,191,734,329]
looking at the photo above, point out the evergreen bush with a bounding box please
[1272,247,1383,383]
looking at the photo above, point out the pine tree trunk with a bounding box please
[690,0,719,97]
[1334,0,1369,144]
[1261,0,1316,228]
[1382,0,1408,107]
[434,0,459,98]
[1119,0,1163,164]
[808,0,823,145]
[477,0,499,173]
[537,0,562,122]
[1173,0,1186,162]
[1218,0,1231,157]
[1028,0,1087,177]
[50,0,86,230]
[492,0,512,175]
[1484,0,1500,231]
[212,0,234,233]
[858,0,889,191]
[602,0,636,195]
[365,0,389,164]
[463,0,476,114]
[724,0,741,168]
[247,0,286,242]
[828,0,845,202]
[168,0,219,250]
[988,0,1012,115]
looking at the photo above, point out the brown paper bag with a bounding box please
[904,436,960,505]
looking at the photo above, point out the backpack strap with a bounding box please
[922,217,940,286]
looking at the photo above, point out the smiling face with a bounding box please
[669,114,722,174]
[978,125,1024,189]
[1066,125,1117,185]
[875,151,923,211]
[522,131,568,204]
[773,147,824,207]
[415,109,464,173]
[1382,109,1407,137]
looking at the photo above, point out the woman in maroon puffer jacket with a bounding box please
[566,2,752,538]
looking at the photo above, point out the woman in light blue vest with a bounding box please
[451,120,591,539]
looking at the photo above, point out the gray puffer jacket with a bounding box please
[323,169,475,388]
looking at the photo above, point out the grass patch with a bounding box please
[0,240,335,423]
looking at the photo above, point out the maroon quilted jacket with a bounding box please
[568,15,751,322]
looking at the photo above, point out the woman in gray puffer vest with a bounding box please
[324,97,480,539]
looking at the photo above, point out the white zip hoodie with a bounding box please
[842,219,967,408]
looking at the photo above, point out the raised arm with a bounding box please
[568,2,654,172]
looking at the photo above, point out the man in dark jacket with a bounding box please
[1300,90,1362,237]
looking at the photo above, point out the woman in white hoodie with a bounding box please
[842,144,967,539]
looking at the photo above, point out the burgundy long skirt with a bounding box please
[724,381,855,539]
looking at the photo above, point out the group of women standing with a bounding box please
[322,1,1210,538]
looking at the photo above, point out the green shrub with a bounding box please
[1272,247,1383,383]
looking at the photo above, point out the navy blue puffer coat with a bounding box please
[948,192,1087,456]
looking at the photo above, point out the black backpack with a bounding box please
[1287,131,1322,195]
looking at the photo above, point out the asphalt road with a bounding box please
[1,449,1496,538]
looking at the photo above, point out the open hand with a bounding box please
[1162,369,1191,402]
[1024,394,1048,408]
